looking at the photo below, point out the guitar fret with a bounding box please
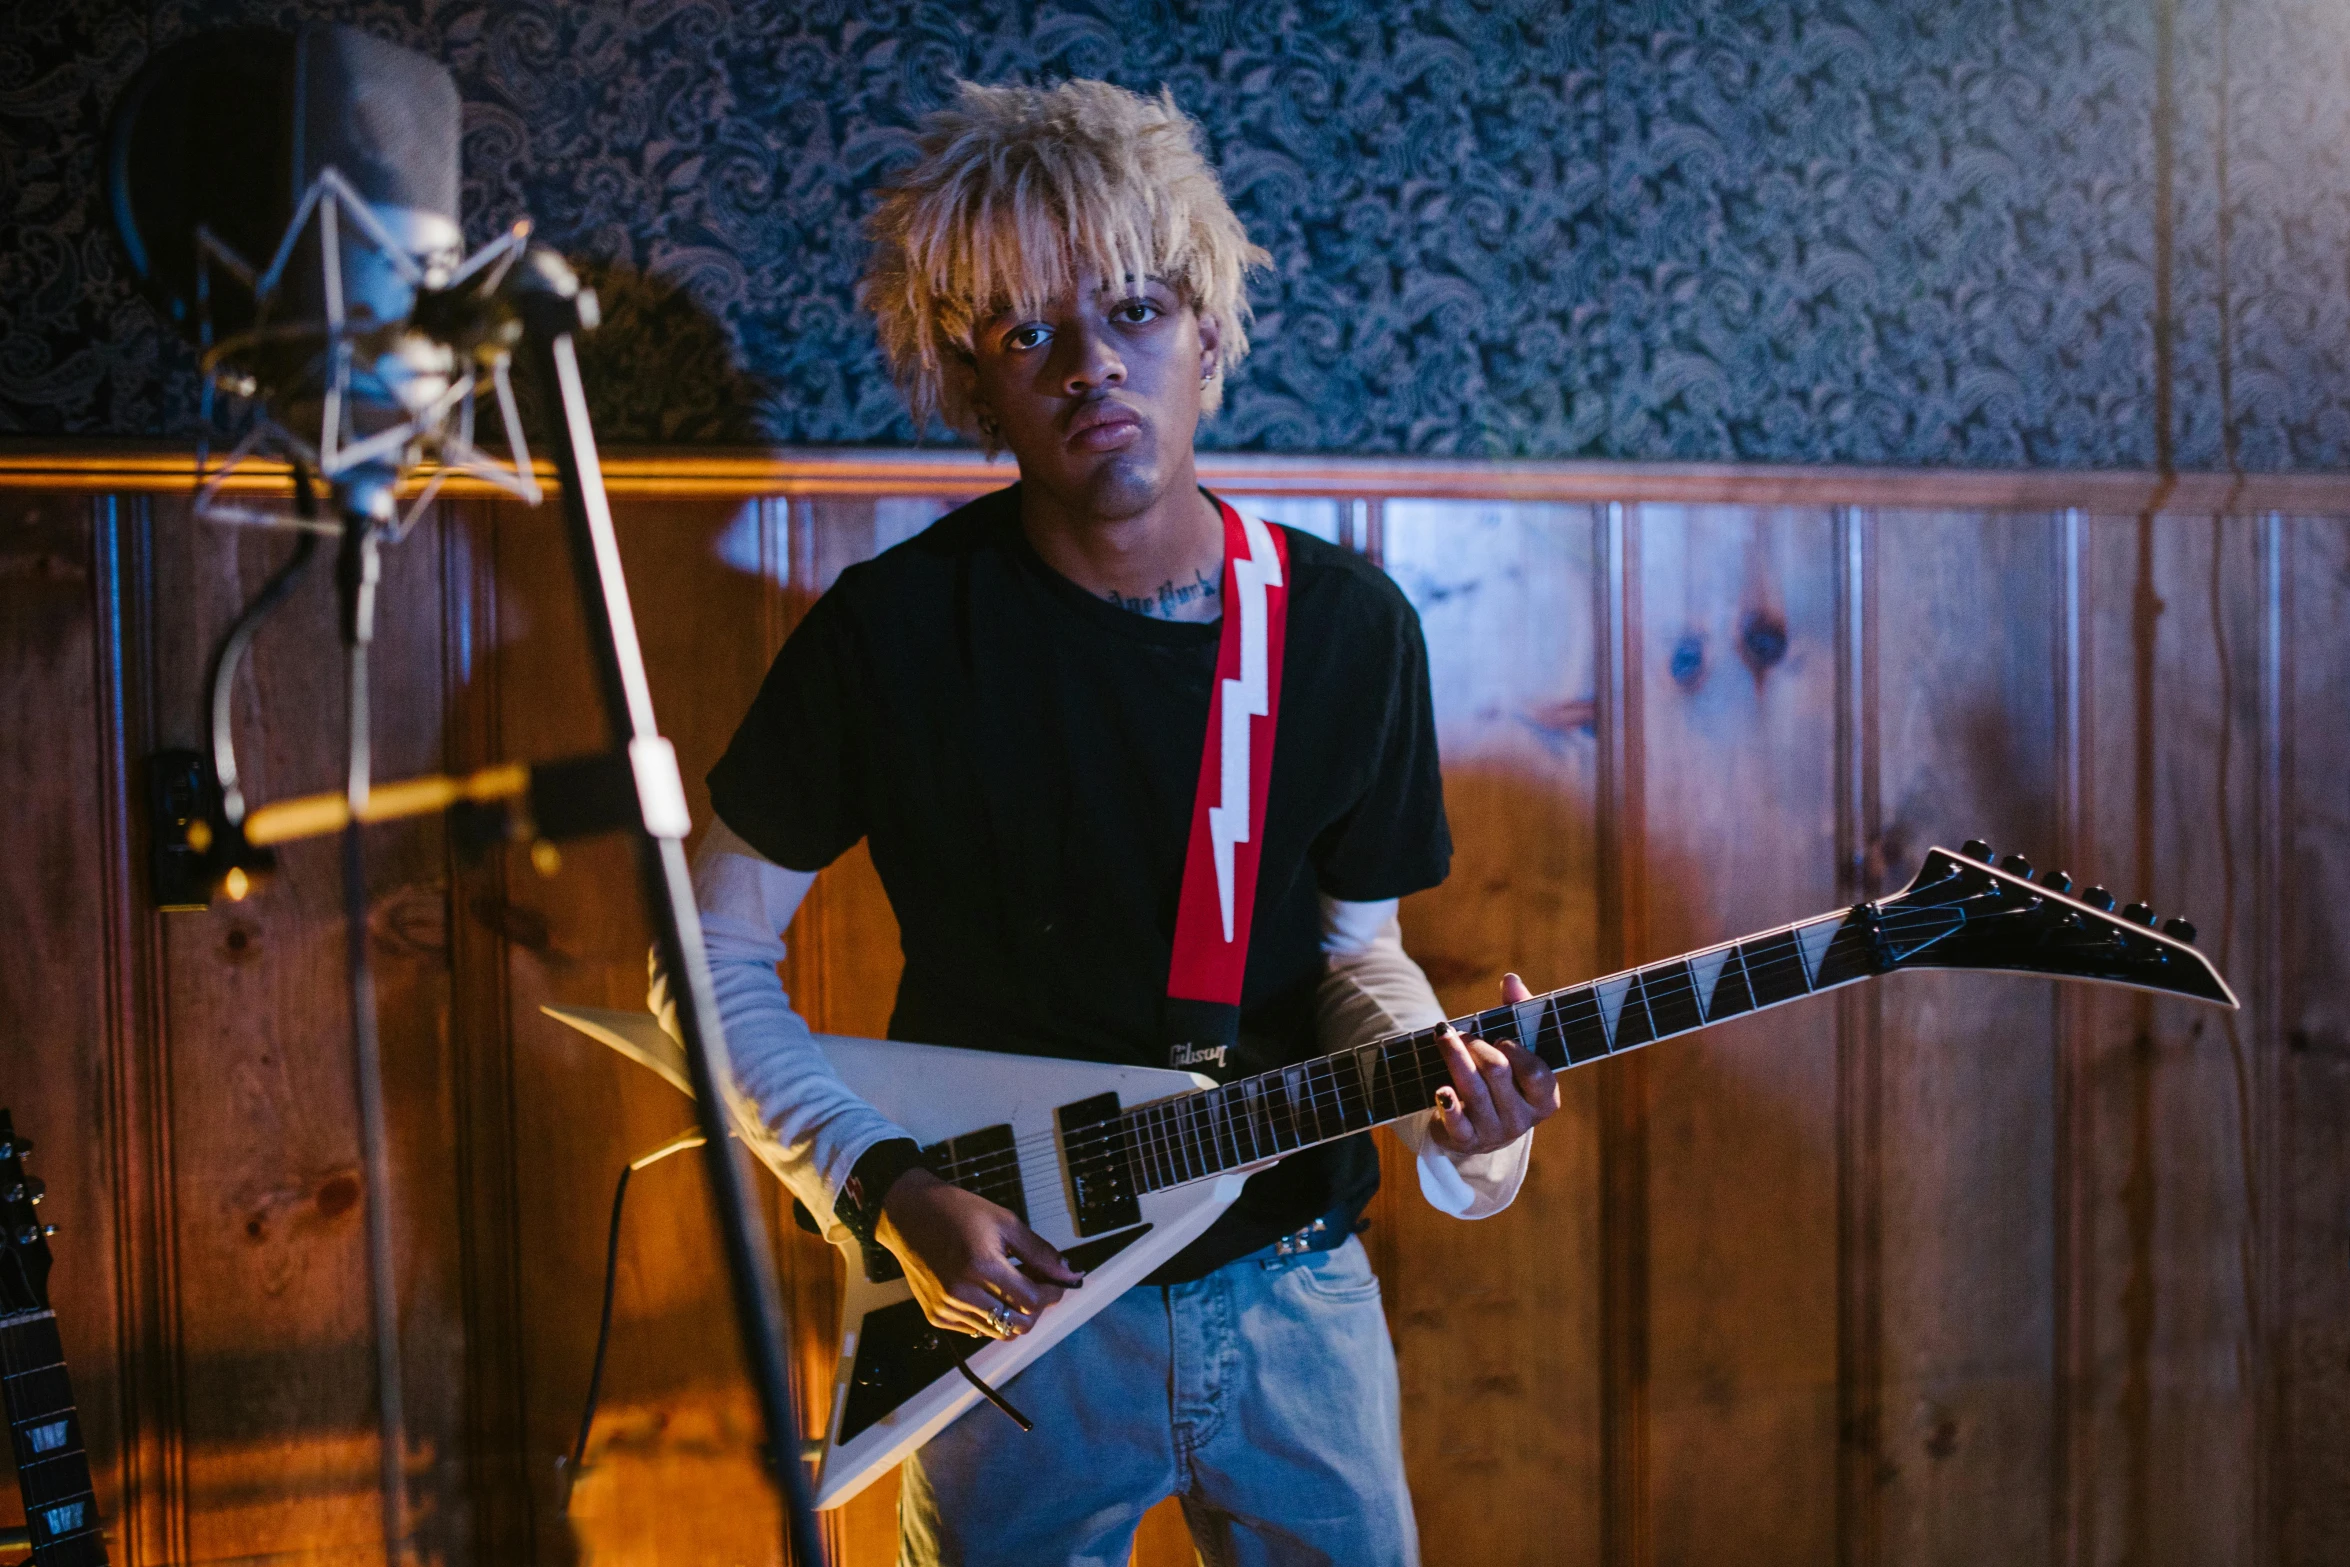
[1328,1054,1364,1133]
[1130,1105,1162,1192]
[1404,1033,1442,1105]
[1741,929,1812,1006]
[0,1313,63,1376]
[1705,944,1757,1020]
[15,1444,91,1507]
[1371,1039,1410,1122]
[1152,1103,1178,1190]
[1163,1100,1186,1185]
[4,1364,74,1422]
[1212,1087,1241,1170]
[1549,988,1608,1064]
[1641,959,1706,1038]
[1174,1097,1202,1183]
[1120,1119,1148,1199]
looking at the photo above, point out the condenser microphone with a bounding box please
[108,23,535,530]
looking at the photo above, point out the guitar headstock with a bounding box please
[1876,841,2237,1008]
[0,1109,55,1315]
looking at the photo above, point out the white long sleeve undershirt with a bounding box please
[649,820,1533,1245]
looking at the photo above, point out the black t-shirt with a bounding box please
[710,484,1451,1278]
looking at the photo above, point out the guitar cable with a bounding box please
[563,1128,707,1513]
[952,1342,1035,1432]
[562,1130,1037,1513]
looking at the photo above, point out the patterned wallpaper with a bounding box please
[2,1,2344,467]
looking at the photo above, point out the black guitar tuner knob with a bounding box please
[14,1224,39,1246]
[1998,854,2035,879]
[1961,839,1996,861]
[0,1135,27,1160]
[2162,917,2199,944]
[2081,886,2116,911]
[2122,902,2158,925]
[2041,871,2074,894]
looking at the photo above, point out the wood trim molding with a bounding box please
[1594,500,1653,1567]
[90,495,191,1567]
[5,443,2348,512]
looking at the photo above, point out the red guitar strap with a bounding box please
[1165,500,1289,1068]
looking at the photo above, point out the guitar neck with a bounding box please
[1119,903,1890,1195]
[1,1309,106,1566]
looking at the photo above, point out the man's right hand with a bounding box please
[876,1168,1083,1339]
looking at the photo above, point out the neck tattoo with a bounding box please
[1104,564,1221,621]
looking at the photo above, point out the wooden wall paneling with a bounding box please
[3,464,2338,1567]
[2051,508,2095,1567]
[442,498,537,1564]
[1867,512,2064,1563]
[2278,513,2350,1563]
[92,495,193,1567]
[0,492,135,1554]
[2077,513,2266,1566]
[134,495,471,1563]
[1832,506,1883,1567]
[1384,498,1607,1565]
[1631,504,1842,1565]
[1594,501,1648,1567]
[485,494,791,1565]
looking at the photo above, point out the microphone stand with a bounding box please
[511,250,826,1567]
[331,471,414,1567]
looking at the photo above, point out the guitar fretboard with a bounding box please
[1116,906,1886,1194]
[1,1308,105,1566]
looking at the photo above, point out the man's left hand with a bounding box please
[1430,972,1560,1155]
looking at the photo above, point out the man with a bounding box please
[664,79,1559,1565]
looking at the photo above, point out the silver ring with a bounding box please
[990,1302,1014,1333]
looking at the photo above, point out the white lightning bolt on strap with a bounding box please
[1206,511,1283,942]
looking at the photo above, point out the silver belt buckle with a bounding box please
[1272,1216,1329,1258]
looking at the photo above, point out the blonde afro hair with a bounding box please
[860,78,1271,438]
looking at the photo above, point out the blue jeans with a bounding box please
[897,1236,1420,1567]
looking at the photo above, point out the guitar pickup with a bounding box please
[1055,1093,1141,1237]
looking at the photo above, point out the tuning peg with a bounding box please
[2081,886,2116,911]
[4,1178,41,1204]
[2041,871,2074,894]
[1961,839,1996,861]
[13,1224,40,1246]
[2162,917,2199,944]
[2122,902,2158,925]
[0,1135,28,1160]
[1998,854,2035,879]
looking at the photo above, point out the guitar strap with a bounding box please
[1163,500,1290,1071]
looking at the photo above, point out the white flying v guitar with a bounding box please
[545,840,2235,1510]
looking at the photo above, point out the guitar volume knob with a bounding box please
[2162,917,2199,944]
[2122,902,2158,925]
[2081,886,2116,911]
